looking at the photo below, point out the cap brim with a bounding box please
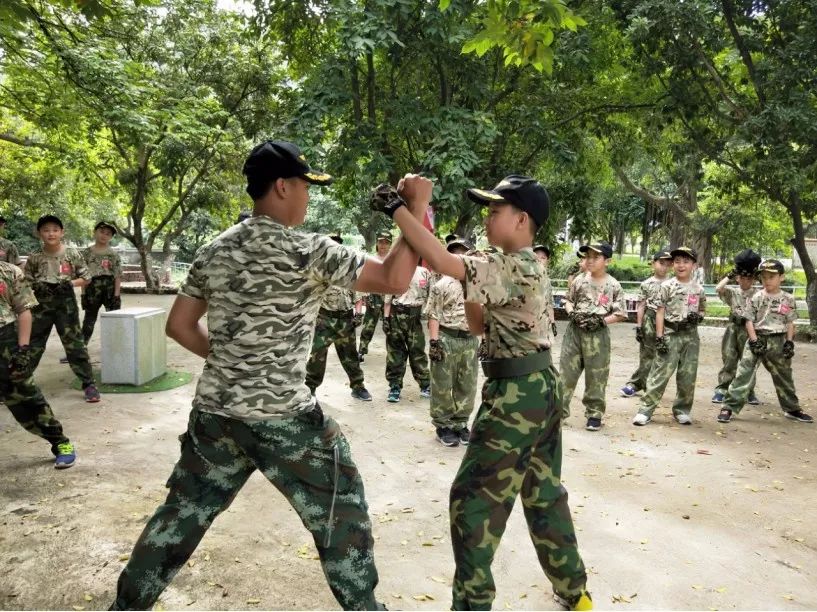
[670,250,697,262]
[303,171,333,186]
[467,188,508,205]
[446,240,471,252]
[579,245,604,255]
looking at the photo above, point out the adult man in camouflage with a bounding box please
[358,230,392,362]
[0,216,21,265]
[711,249,761,404]
[426,238,478,447]
[81,221,123,344]
[110,140,432,610]
[306,233,373,401]
[383,263,431,402]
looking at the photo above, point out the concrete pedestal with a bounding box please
[100,307,167,385]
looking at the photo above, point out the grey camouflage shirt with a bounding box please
[717,285,758,319]
[748,290,797,334]
[659,277,707,326]
[388,266,431,307]
[639,276,665,312]
[180,216,366,421]
[322,285,355,311]
[0,262,37,326]
[426,275,468,331]
[82,246,123,278]
[566,273,626,318]
[24,248,91,284]
[0,238,20,266]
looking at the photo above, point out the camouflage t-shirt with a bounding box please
[658,277,707,327]
[180,216,366,421]
[747,290,797,334]
[82,246,123,278]
[0,238,20,266]
[388,266,431,307]
[717,285,758,319]
[24,248,91,284]
[426,275,468,331]
[566,273,626,318]
[461,247,549,358]
[639,276,665,312]
[322,285,355,312]
[0,262,38,326]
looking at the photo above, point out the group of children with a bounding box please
[0,215,123,470]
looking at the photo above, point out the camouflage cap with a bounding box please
[533,244,551,257]
[670,246,697,262]
[579,242,613,259]
[243,140,332,199]
[466,175,550,227]
[652,249,672,261]
[376,230,393,243]
[94,220,117,235]
[758,259,784,275]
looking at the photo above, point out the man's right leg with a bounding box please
[305,319,333,392]
[358,308,380,355]
[112,410,254,610]
[28,301,56,373]
[558,323,584,419]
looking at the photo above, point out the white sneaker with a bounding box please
[632,413,651,426]
[674,413,692,425]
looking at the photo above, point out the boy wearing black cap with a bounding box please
[111,139,430,610]
[621,250,673,397]
[711,249,761,404]
[560,242,627,431]
[80,221,123,344]
[0,216,21,265]
[633,246,706,426]
[24,215,100,403]
[358,230,392,361]
[375,174,591,611]
[718,259,812,424]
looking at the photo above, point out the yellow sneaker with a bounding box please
[554,590,593,611]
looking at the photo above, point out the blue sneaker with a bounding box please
[387,386,401,403]
[351,387,372,401]
[711,392,725,404]
[620,384,637,398]
[420,386,431,398]
[54,442,76,469]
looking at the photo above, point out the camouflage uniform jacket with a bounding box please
[425,275,468,332]
[0,262,38,327]
[658,277,706,328]
[639,276,665,312]
[717,285,758,319]
[321,285,355,312]
[747,290,797,334]
[566,273,626,318]
[24,248,91,284]
[82,246,123,278]
[461,247,549,358]
[0,238,20,266]
[387,266,431,308]
[179,215,366,421]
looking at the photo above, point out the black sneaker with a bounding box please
[458,427,470,445]
[351,387,372,401]
[436,427,459,447]
[747,393,760,405]
[784,410,814,423]
[585,417,602,431]
[717,408,732,423]
[358,351,365,363]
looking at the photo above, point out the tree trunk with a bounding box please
[137,246,159,291]
[787,195,817,327]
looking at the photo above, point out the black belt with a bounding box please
[91,275,115,282]
[319,307,353,319]
[665,320,696,332]
[392,304,421,314]
[757,331,786,337]
[729,314,747,326]
[440,325,471,339]
[481,350,552,379]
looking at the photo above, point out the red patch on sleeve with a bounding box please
[598,294,610,306]
[60,262,73,275]
[0,282,6,295]
[687,294,699,305]
[778,303,791,315]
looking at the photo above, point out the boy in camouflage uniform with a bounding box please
[0,260,76,469]
[621,250,672,397]
[560,242,627,431]
[111,140,433,610]
[426,238,479,447]
[80,220,123,344]
[379,174,591,611]
[358,230,392,362]
[711,249,761,404]
[383,264,431,402]
[306,233,373,401]
[0,216,21,265]
[633,247,706,426]
[718,259,812,424]
[534,244,558,342]
[24,215,100,403]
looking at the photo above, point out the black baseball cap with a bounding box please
[37,214,63,230]
[533,244,551,257]
[376,231,393,243]
[243,140,333,199]
[758,259,784,275]
[466,175,550,227]
[670,246,697,262]
[652,250,672,261]
[237,210,252,223]
[94,220,117,235]
[444,233,459,244]
[328,233,343,244]
[447,238,472,253]
[579,242,613,259]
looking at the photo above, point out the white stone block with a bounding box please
[100,307,167,385]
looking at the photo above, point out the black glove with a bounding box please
[748,337,767,356]
[635,326,644,344]
[686,311,704,325]
[382,317,392,335]
[429,339,444,362]
[8,345,33,383]
[655,335,669,355]
[109,295,122,310]
[582,314,606,332]
[478,338,488,360]
[81,293,92,310]
[726,269,738,281]
[782,339,795,359]
[352,312,363,327]
[369,184,406,218]
[551,321,557,337]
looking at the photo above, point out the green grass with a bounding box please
[72,369,193,393]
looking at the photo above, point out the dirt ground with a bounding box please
[1,293,815,611]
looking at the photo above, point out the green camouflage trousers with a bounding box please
[715,322,756,396]
[430,333,478,429]
[81,275,118,343]
[626,310,656,391]
[559,322,611,419]
[30,291,95,387]
[724,335,799,415]
[358,294,384,355]
[385,308,429,390]
[0,322,69,454]
[637,328,699,418]
[306,312,365,391]
[112,406,381,611]
[449,367,587,610]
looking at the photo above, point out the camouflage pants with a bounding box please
[625,310,656,391]
[449,367,587,610]
[430,333,478,429]
[559,322,611,419]
[0,322,69,454]
[385,309,429,390]
[715,322,756,396]
[112,406,380,611]
[30,291,95,387]
[82,275,119,344]
[306,312,365,391]
[358,295,384,355]
[637,329,699,418]
[724,335,799,415]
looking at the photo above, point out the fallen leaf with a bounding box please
[118,554,130,562]
[691,585,703,590]
[246,599,261,604]
[716,587,727,593]
[430,576,447,584]
[696,449,712,455]
[782,594,794,601]
[83,594,93,602]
